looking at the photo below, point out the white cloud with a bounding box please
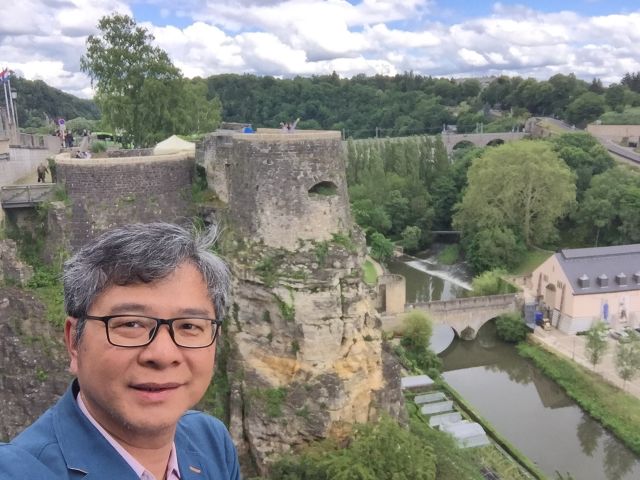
[1,0,640,99]
[458,48,488,67]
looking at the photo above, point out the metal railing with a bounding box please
[0,184,54,208]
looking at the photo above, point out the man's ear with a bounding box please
[64,317,79,375]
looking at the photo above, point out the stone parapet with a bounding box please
[55,151,195,248]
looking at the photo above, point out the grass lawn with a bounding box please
[362,260,378,285]
[510,248,553,275]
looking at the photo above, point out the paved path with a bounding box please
[530,326,640,399]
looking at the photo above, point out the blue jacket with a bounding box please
[1,381,241,479]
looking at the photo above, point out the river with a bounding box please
[388,251,640,480]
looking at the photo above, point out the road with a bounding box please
[534,116,640,164]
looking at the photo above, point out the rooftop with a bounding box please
[555,244,640,295]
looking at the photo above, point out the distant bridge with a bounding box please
[441,132,527,155]
[382,293,520,340]
[0,184,54,208]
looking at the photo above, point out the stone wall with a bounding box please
[199,130,352,250]
[197,133,232,203]
[377,274,406,314]
[0,148,51,186]
[55,152,195,248]
[106,148,154,158]
[586,124,640,144]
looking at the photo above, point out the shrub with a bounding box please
[90,141,107,153]
[469,269,517,296]
[269,415,437,480]
[495,312,528,343]
[401,310,433,352]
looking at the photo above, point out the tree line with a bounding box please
[14,11,640,149]
[346,130,640,273]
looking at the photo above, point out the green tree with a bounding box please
[495,312,528,343]
[551,132,614,200]
[400,226,422,253]
[605,83,627,111]
[565,92,606,127]
[575,166,640,246]
[616,332,640,389]
[369,232,394,263]
[453,141,576,251]
[178,79,222,134]
[81,14,183,146]
[585,322,609,370]
[401,310,433,352]
[466,226,526,272]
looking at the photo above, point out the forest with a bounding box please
[11,12,640,275]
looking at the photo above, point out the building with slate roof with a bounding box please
[530,244,640,334]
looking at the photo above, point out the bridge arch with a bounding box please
[486,138,505,147]
[452,140,475,151]
[395,293,520,340]
[442,132,527,155]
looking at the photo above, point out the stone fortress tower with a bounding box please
[198,127,404,475]
[199,128,352,249]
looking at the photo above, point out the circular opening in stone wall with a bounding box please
[308,181,338,197]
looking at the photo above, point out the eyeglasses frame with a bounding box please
[84,314,223,348]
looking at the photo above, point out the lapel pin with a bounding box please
[189,465,202,474]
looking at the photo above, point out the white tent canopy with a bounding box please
[153,135,196,155]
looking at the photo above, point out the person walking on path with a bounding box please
[36,162,48,183]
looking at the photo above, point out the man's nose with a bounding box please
[139,324,181,364]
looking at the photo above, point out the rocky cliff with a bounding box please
[225,228,405,474]
[0,286,70,441]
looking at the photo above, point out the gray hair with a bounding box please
[64,222,230,344]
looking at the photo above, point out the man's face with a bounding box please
[65,262,217,444]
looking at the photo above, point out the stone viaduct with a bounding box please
[441,132,527,155]
[378,272,520,339]
[407,294,520,339]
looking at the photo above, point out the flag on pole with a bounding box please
[0,68,10,84]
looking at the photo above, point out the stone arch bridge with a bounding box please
[442,132,527,155]
[382,293,520,340]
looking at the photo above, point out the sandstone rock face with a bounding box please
[0,287,70,441]
[226,231,405,474]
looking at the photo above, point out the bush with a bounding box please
[401,310,433,352]
[397,311,442,376]
[469,269,517,296]
[495,312,528,343]
[269,415,437,480]
[90,141,107,153]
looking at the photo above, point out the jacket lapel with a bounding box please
[175,427,205,479]
[53,382,140,479]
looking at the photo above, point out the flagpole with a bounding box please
[6,77,16,128]
[2,80,11,126]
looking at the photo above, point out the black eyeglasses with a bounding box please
[85,315,222,348]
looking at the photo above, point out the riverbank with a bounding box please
[519,340,640,455]
[530,326,640,399]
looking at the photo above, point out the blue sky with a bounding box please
[2,0,640,98]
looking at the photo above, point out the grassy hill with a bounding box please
[11,77,99,133]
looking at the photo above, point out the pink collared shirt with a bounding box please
[77,394,181,480]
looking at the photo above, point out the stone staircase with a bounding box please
[402,374,490,448]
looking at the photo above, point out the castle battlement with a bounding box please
[198,128,351,250]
